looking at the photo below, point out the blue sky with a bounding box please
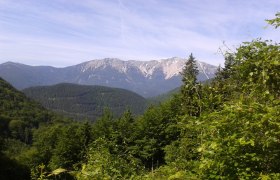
[0,0,279,67]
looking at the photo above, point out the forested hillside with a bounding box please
[23,83,147,121]
[0,13,279,180]
[0,77,71,179]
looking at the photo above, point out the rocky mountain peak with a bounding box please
[0,58,217,97]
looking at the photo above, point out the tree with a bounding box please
[211,52,237,107]
[233,39,280,100]
[180,53,201,116]
[76,138,144,179]
[112,110,135,154]
[91,108,115,140]
[180,53,199,85]
[267,12,280,28]
[222,52,235,79]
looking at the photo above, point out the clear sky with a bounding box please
[0,0,279,67]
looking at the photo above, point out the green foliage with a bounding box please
[180,53,204,117]
[196,103,280,179]
[23,83,148,121]
[76,138,144,179]
[31,122,93,171]
[181,53,199,84]
[76,110,146,179]
[160,38,280,179]
[132,100,181,169]
[0,77,72,179]
[92,109,115,139]
[49,124,88,170]
[267,12,280,28]
[0,77,57,143]
[234,40,280,99]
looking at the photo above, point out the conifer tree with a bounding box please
[222,52,235,79]
[181,53,199,85]
[180,53,201,116]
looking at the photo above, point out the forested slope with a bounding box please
[23,83,148,121]
[0,77,70,179]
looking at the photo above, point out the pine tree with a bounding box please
[180,53,199,86]
[180,53,201,116]
[222,52,235,79]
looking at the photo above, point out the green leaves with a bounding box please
[76,138,145,179]
[266,12,280,28]
[190,103,280,179]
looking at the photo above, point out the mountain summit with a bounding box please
[0,58,217,97]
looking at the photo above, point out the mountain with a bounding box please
[0,57,217,97]
[23,83,148,121]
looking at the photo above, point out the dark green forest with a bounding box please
[0,13,279,179]
[23,83,148,121]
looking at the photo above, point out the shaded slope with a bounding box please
[0,77,62,179]
[23,83,148,121]
[0,77,56,141]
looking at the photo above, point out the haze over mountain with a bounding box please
[0,57,217,97]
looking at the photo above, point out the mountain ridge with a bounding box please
[0,57,217,97]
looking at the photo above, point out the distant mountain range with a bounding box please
[23,83,147,121]
[0,57,217,97]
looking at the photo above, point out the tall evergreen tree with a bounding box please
[213,52,235,83]
[180,53,199,86]
[180,53,201,116]
[222,52,235,79]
